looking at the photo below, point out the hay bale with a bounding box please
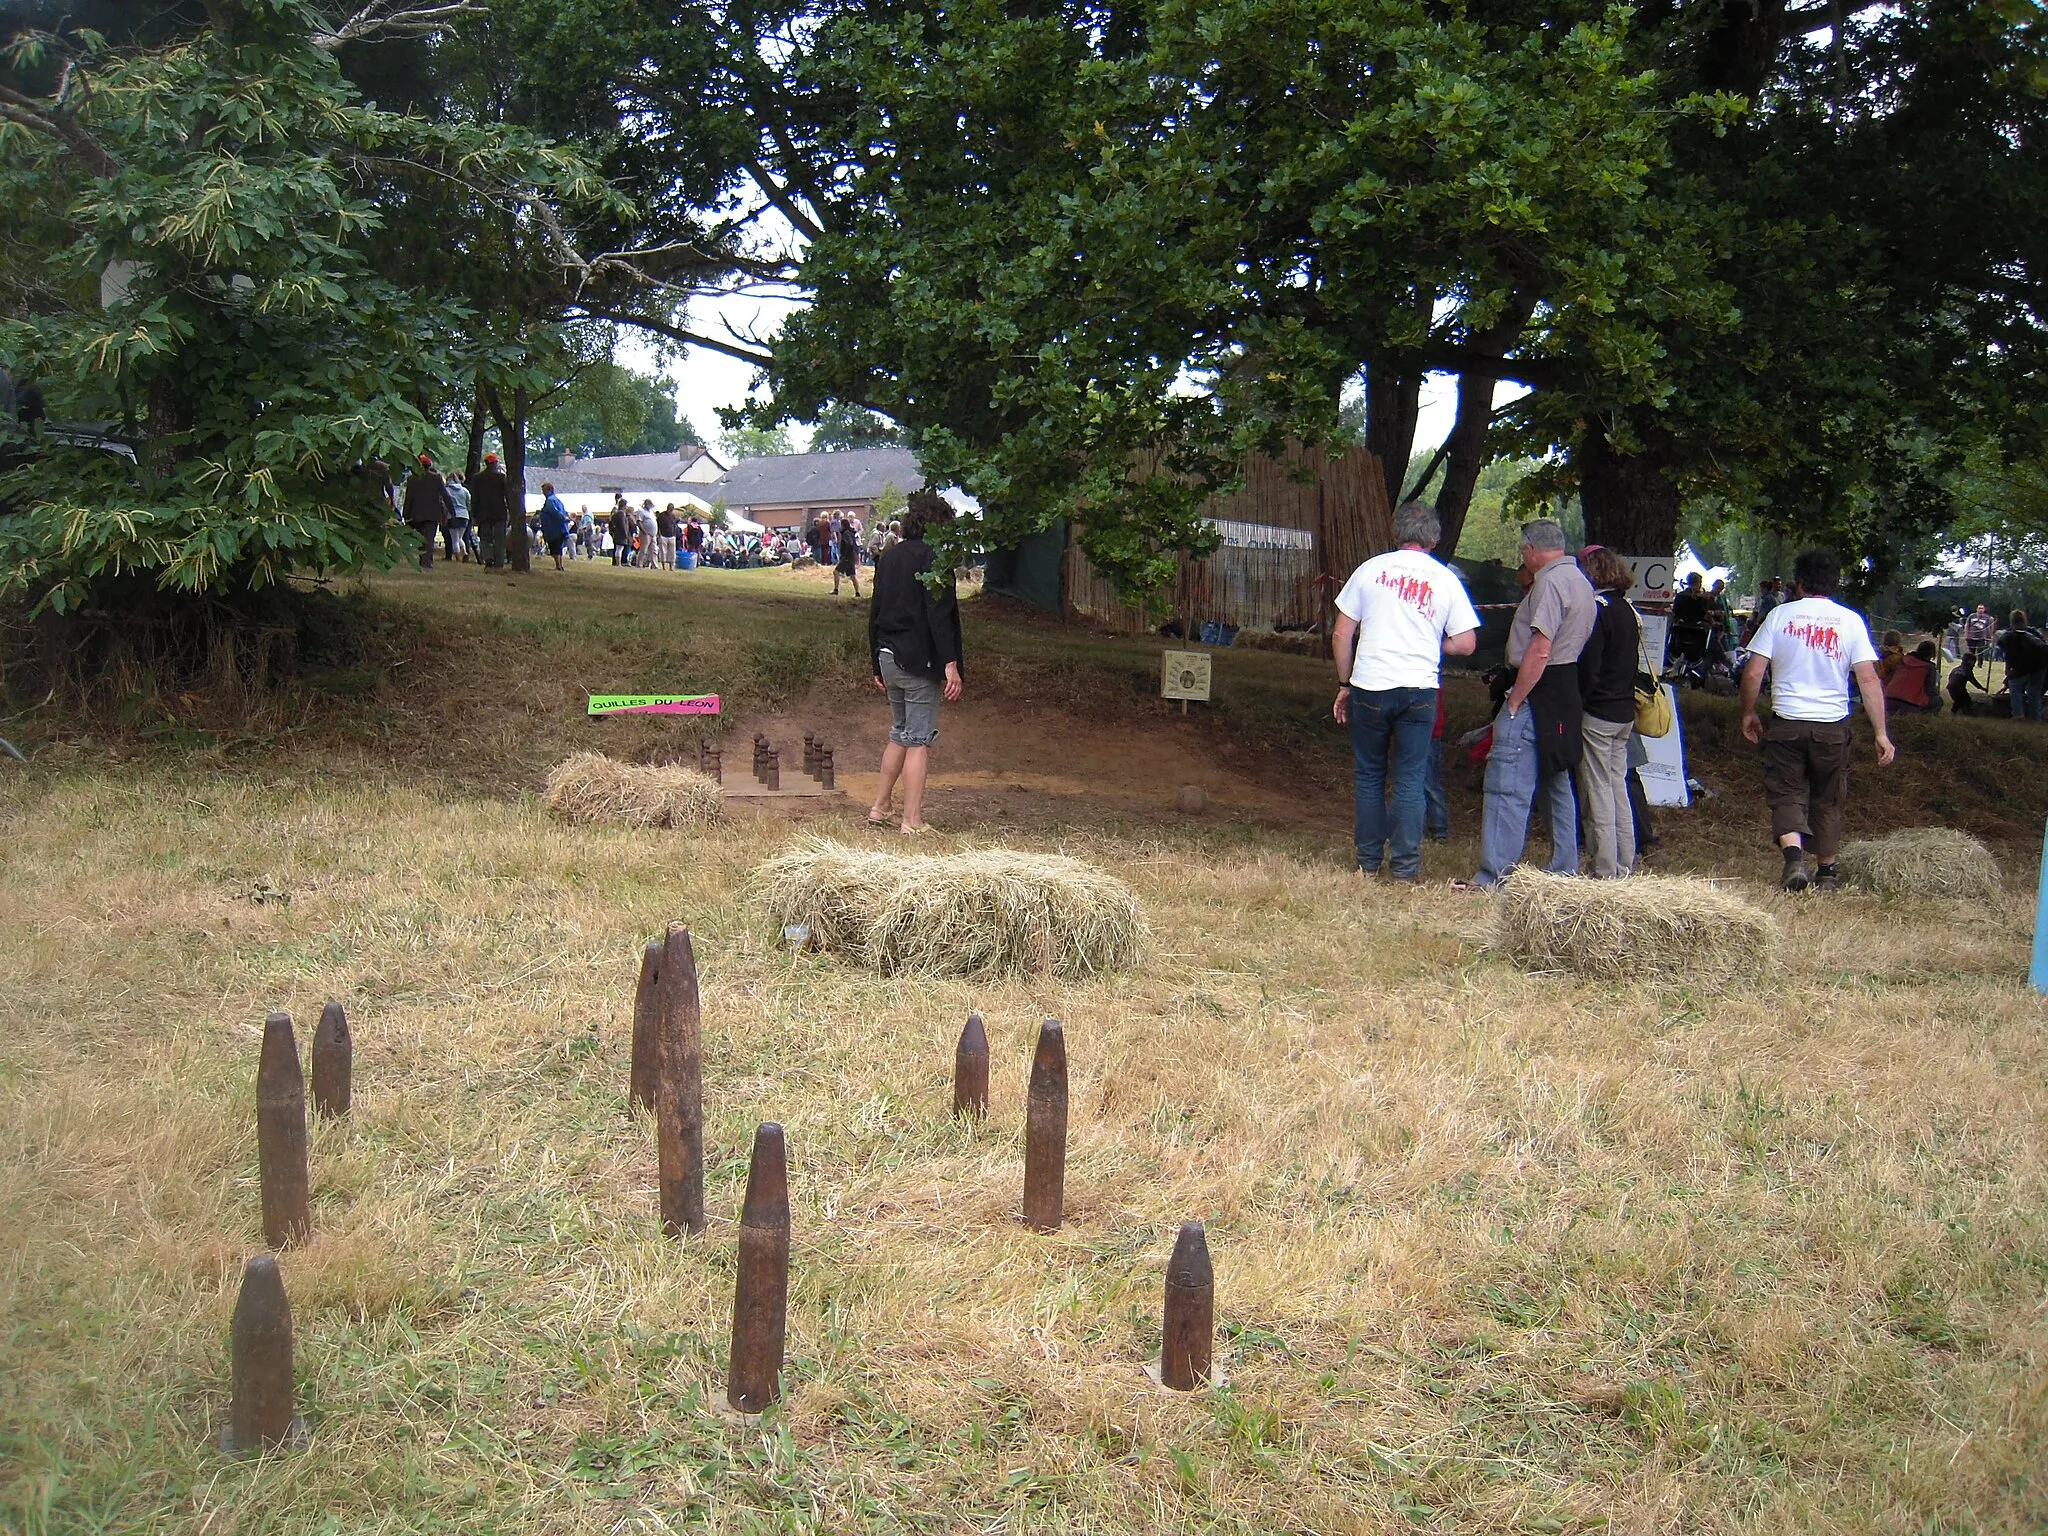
[1494,871,1776,985]
[1836,826,2001,900]
[543,752,722,828]
[750,837,1142,979]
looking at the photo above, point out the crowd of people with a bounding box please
[1335,504,1895,894]
[1873,602,2048,721]
[387,455,903,581]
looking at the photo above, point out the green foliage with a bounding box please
[0,2,615,612]
[872,481,908,524]
[717,423,794,461]
[529,361,692,461]
[746,0,1718,598]
[809,400,903,451]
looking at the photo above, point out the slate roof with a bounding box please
[559,445,722,482]
[531,465,706,501]
[711,447,923,510]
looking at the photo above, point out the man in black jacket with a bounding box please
[866,489,963,833]
[469,453,510,568]
[401,454,452,567]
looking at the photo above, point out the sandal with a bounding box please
[899,822,931,836]
[1447,879,1484,894]
[866,809,893,826]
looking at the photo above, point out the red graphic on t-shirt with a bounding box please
[1782,618,1842,657]
[1375,568,1435,617]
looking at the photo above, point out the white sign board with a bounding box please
[1623,554,1676,605]
[1161,650,1213,702]
[1634,685,1690,807]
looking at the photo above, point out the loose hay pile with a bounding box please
[543,752,723,828]
[1494,871,1776,985]
[1837,826,2002,900]
[750,837,1142,979]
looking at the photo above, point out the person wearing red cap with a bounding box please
[469,451,510,569]
[400,453,452,567]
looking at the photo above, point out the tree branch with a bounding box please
[311,2,487,49]
[574,307,775,368]
[0,83,119,177]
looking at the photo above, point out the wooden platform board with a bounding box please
[720,778,848,799]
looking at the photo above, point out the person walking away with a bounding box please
[2001,610,2046,721]
[443,471,473,562]
[401,454,451,568]
[833,512,863,597]
[1329,500,1479,883]
[1575,545,1642,879]
[868,490,964,834]
[1739,548,1895,892]
[469,453,509,568]
[538,482,572,572]
[656,504,679,570]
[1462,519,1597,889]
[1883,640,1942,714]
[608,499,630,565]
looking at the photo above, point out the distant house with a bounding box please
[525,443,731,515]
[708,447,923,532]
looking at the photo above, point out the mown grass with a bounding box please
[1,568,2046,1534]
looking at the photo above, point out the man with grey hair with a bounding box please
[1460,517,1597,889]
[1331,500,1480,883]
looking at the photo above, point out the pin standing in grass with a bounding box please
[257,1011,310,1249]
[629,940,661,1114]
[1739,548,1895,892]
[310,1002,351,1119]
[1159,1221,1215,1391]
[657,924,705,1238]
[953,1012,989,1119]
[1022,1018,1068,1231]
[223,1253,298,1454]
[727,1123,790,1415]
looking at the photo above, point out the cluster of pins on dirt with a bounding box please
[224,946,1215,1454]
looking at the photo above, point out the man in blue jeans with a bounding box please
[1331,501,1480,883]
[1465,519,1597,888]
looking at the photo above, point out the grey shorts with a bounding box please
[879,650,941,747]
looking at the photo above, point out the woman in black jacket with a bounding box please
[866,490,964,833]
[1575,545,1641,878]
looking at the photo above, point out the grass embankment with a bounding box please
[1,565,2045,1534]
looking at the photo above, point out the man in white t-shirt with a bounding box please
[1331,500,1481,882]
[1740,547,1896,892]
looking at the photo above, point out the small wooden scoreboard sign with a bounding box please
[1160,650,1212,702]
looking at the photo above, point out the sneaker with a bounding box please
[1781,855,1810,893]
[1813,866,1840,893]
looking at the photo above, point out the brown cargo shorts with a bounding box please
[1761,717,1853,856]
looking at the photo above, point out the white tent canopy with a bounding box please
[521,488,762,535]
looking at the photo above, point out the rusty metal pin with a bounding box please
[727,1122,790,1415]
[257,1012,310,1248]
[765,748,780,791]
[309,1001,351,1119]
[1022,1018,1067,1232]
[1160,1221,1215,1390]
[225,1253,297,1453]
[953,1013,989,1119]
[628,940,661,1114]
[656,924,705,1237]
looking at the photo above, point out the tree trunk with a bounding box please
[144,373,192,485]
[507,388,531,573]
[1432,293,1539,557]
[464,387,486,478]
[1576,418,1682,555]
[1365,363,1422,512]
[1363,287,1434,510]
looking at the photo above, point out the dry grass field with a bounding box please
[2,563,2045,1534]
